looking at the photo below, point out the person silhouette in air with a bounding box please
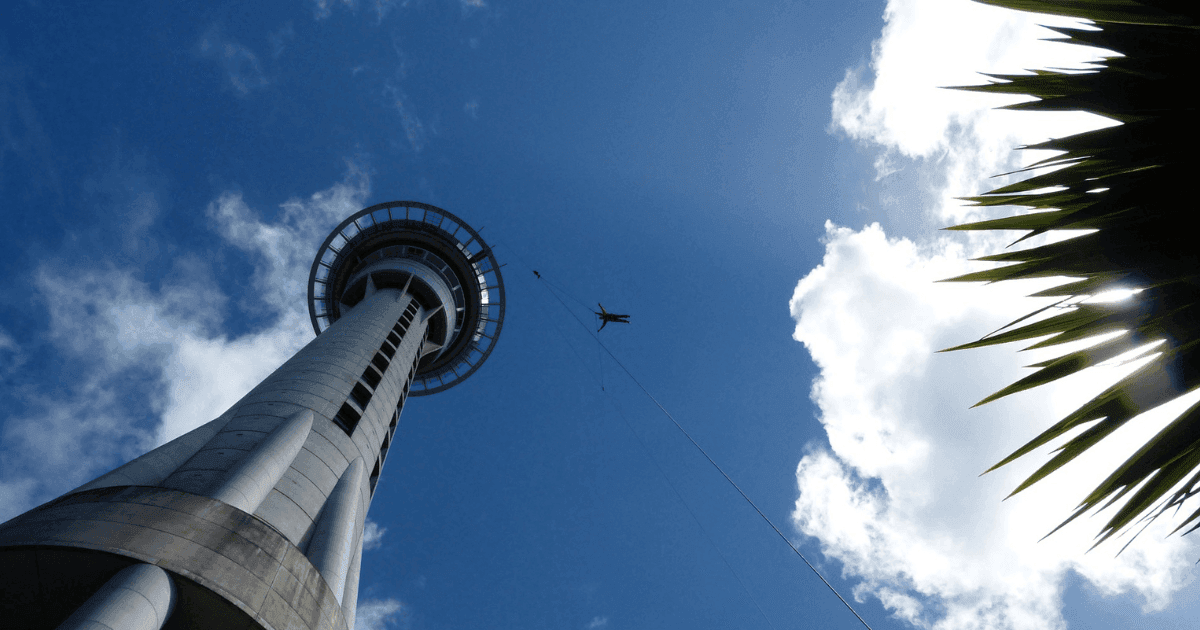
[594,303,630,331]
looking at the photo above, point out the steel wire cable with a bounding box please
[499,243,874,630]
[537,278,779,630]
[501,244,778,629]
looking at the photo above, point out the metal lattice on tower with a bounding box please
[0,201,505,630]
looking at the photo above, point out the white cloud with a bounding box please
[309,0,410,22]
[0,326,23,380]
[586,616,609,629]
[0,169,370,519]
[830,0,1117,226]
[363,518,387,550]
[0,377,149,517]
[0,259,232,511]
[0,53,61,200]
[208,163,368,318]
[384,0,417,21]
[312,0,357,21]
[158,163,369,444]
[793,1,1200,627]
[199,29,269,95]
[156,327,303,444]
[790,223,1200,630]
[384,81,427,153]
[269,22,296,59]
[355,598,405,630]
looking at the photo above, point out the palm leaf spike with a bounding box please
[944,0,1200,551]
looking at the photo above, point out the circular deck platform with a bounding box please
[307,201,505,395]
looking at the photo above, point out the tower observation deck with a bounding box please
[0,201,505,630]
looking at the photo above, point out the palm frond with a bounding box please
[946,1,1200,548]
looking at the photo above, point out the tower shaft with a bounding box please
[1,200,505,630]
[0,287,430,630]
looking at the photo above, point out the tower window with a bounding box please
[333,403,362,434]
[350,382,372,410]
[369,456,382,495]
[371,353,390,373]
[360,365,382,389]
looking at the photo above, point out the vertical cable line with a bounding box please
[516,259,777,630]
[501,243,874,630]
[596,368,780,630]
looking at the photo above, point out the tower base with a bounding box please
[0,486,348,630]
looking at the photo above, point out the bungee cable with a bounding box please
[498,242,874,630]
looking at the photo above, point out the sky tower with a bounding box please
[0,201,506,630]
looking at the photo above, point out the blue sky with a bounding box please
[2,1,1199,629]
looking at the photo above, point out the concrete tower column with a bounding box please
[308,457,365,602]
[159,285,425,539]
[341,531,366,629]
[0,201,505,630]
[56,563,176,630]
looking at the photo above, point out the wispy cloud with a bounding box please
[80,137,167,261]
[0,327,23,382]
[0,166,370,520]
[199,28,269,95]
[372,0,408,22]
[828,0,1114,226]
[355,598,406,630]
[363,518,387,550]
[384,80,427,153]
[0,259,224,517]
[791,223,1200,629]
[792,1,1200,628]
[312,0,412,23]
[312,0,357,21]
[586,616,609,629]
[269,22,296,59]
[0,53,62,201]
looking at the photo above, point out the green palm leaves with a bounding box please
[943,0,1200,549]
